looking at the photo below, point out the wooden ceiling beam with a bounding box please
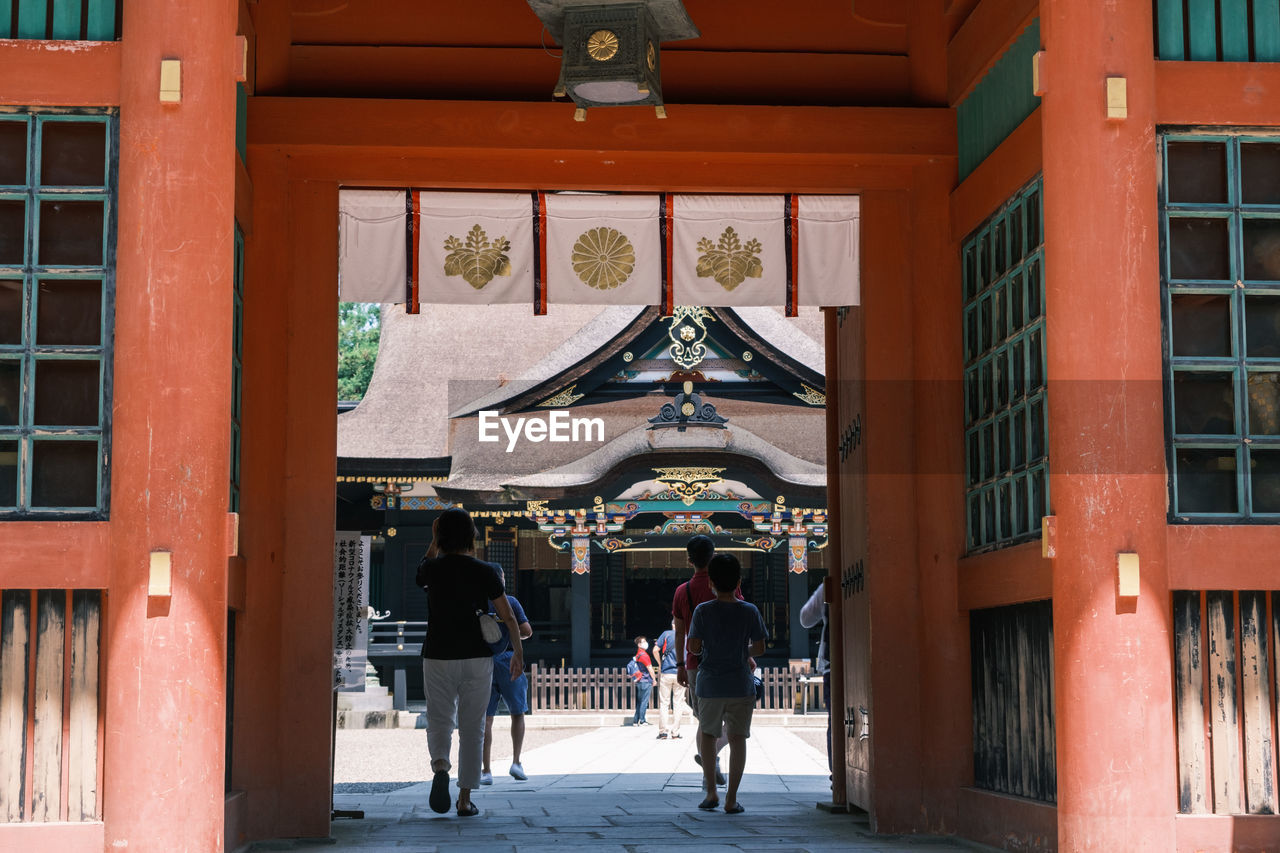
[282,45,911,106]
[249,97,954,159]
[946,0,1038,105]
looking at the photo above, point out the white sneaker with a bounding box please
[509,762,527,781]
[479,771,493,786]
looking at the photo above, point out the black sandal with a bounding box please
[697,797,720,810]
[428,770,450,814]
[456,800,479,817]
[724,803,744,814]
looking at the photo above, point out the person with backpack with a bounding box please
[480,569,533,786]
[627,635,656,726]
[652,620,686,739]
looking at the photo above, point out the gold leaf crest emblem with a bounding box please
[443,224,512,289]
[695,226,763,291]
[571,226,635,290]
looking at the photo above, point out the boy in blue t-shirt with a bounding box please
[687,553,766,814]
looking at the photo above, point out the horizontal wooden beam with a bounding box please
[0,820,105,853]
[0,40,121,107]
[281,45,911,106]
[947,0,1039,105]
[957,539,1052,610]
[250,97,954,158]
[0,523,110,589]
[1155,61,1280,127]
[950,106,1041,240]
[248,97,953,191]
[1168,525,1280,589]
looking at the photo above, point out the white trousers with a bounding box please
[422,656,494,790]
[657,673,688,735]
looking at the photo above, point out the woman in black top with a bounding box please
[416,508,524,817]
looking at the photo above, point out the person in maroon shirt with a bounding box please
[672,534,743,786]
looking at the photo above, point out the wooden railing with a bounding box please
[527,664,827,714]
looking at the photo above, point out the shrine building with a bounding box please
[2,2,1280,853]
[335,301,831,680]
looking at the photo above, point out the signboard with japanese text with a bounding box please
[333,533,371,691]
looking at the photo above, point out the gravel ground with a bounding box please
[334,726,595,790]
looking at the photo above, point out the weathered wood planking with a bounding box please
[970,600,1055,802]
[68,590,100,820]
[31,590,66,821]
[1173,590,1209,813]
[0,590,31,821]
[1239,591,1277,814]
[1042,615,1056,803]
[1206,591,1244,814]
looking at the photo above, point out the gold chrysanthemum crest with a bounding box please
[695,226,763,291]
[443,224,512,289]
[571,226,635,290]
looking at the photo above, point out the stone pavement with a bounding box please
[305,726,978,852]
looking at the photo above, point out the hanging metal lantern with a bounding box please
[526,0,699,120]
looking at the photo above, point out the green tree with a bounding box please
[337,303,381,401]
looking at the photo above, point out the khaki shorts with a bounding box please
[697,695,754,738]
[685,667,702,719]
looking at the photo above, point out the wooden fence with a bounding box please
[0,589,102,823]
[1174,590,1279,815]
[526,664,826,714]
[970,599,1057,803]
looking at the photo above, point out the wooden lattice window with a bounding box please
[962,177,1048,553]
[0,109,115,518]
[1162,133,1280,519]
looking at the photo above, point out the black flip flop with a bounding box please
[697,797,720,810]
[724,803,745,814]
[428,770,450,814]
[456,800,479,817]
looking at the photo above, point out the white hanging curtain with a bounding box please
[418,192,534,304]
[798,195,861,307]
[672,194,786,307]
[337,189,406,303]
[546,194,661,305]
[335,189,860,309]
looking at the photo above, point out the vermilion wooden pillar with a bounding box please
[107,0,238,850]
[1041,1,1177,849]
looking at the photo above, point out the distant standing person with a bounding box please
[672,534,742,785]
[628,635,656,726]
[416,508,524,818]
[480,574,533,785]
[798,582,831,770]
[687,553,767,814]
[652,620,686,739]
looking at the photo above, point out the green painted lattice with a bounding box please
[962,177,1049,553]
[1,0,119,40]
[1162,132,1280,519]
[956,20,1041,182]
[1155,0,1280,61]
[0,109,116,517]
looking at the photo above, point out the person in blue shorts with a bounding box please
[687,553,767,815]
[480,576,532,785]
